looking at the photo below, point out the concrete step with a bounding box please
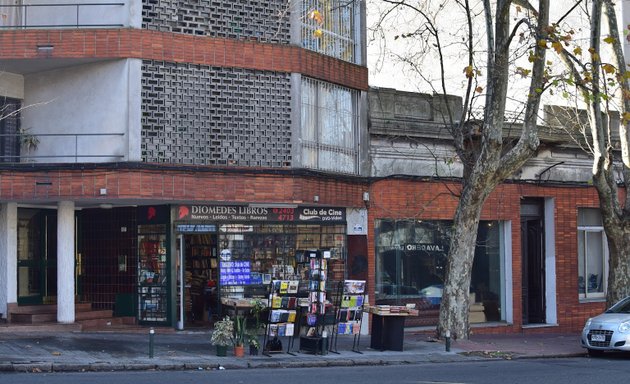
[11,308,113,324]
[9,302,92,315]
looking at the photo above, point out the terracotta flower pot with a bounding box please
[234,344,245,357]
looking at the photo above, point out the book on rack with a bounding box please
[279,281,289,294]
[270,310,281,323]
[344,280,366,294]
[287,280,299,294]
[285,323,294,337]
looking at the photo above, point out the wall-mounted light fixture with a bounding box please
[36,44,54,56]
[313,195,319,203]
[362,191,370,208]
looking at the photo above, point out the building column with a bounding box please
[0,203,17,320]
[57,201,75,323]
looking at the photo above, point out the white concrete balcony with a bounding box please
[0,1,139,29]
[0,59,142,164]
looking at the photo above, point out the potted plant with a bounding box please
[233,315,246,357]
[246,299,266,356]
[210,316,233,357]
[248,332,261,356]
[249,299,266,331]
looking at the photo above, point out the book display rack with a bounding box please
[299,250,330,354]
[331,280,366,353]
[263,279,299,356]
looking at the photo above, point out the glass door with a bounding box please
[17,208,57,305]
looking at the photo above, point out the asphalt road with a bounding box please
[1,356,629,384]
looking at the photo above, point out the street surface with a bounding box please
[1,356,630,384]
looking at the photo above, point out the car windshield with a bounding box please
[605,298,630,314]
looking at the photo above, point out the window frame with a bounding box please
[300,77,360,174]
[577,209,608,300]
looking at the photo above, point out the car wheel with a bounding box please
[587,348,604,357]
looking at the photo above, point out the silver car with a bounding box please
[582,296,630,356]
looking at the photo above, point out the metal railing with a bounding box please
[0,132,126,163]
[0,2,125,29]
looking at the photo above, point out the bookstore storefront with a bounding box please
[374,219,507,327]
[170,204,349,327]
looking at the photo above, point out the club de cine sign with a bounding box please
[176,205,346,224]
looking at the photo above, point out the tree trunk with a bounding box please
[603,220,630,305]
[437,178,494,340]
[592,169,630,306]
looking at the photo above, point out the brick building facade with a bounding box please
[0,1,611,337]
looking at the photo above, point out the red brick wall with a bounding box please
[366,179,608,334]
[2,164,610,333]
[0,166,367,208]
[0,29,368,91]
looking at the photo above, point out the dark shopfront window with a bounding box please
[375,219,504,327]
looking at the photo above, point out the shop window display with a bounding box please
[374,219,504,327]
[138,224,169,323]
[218,224,346,302]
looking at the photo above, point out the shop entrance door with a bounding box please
[17,209,57,305]
[521,199,546,325]
[181,233,218,326]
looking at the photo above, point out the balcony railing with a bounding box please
[0,132,126,163]
[0,2,125,29]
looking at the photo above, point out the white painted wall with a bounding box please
[23,59,142,162]
[0,203,17,320]
[0,72,24,100]
[20,0,141,28]
[57,201,75,323]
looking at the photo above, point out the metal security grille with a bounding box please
[142,0,290,43]
[301,77,359,174]
[141,61,292,166]
[0,98,21,163]
[80,208,138,310]
[301,0,357,63]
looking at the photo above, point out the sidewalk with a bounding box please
[0,328,586,373]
